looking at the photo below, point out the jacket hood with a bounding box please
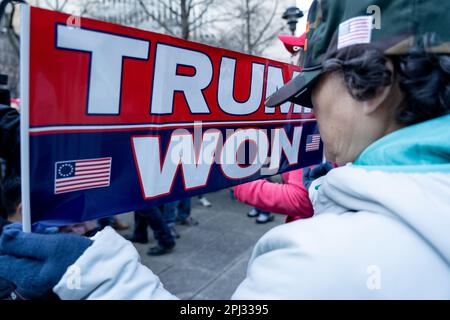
[354,114,450,171]
[313,115,450,267]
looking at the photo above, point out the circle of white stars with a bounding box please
[58,163,74,178]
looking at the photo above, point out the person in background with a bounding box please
[0,76,20,179]
[235,170,312,223]
[234,164,334,223]
[0,74,20,224]
[59,220,98,236]
[159,198,198,239]
[234,32,320,224]
[246,207,274,224]
[125,202,177,256]
[278,32,307,66]
[96,216,130,232]
[175,198,198,226]
[197,195,211,207]
[0,175,21,231]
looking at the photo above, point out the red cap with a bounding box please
[278,33,306,54]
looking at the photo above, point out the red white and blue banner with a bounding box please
[20,6,323,227]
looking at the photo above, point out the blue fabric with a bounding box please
[176,198,192,221]
[135,206,175,248]
[0,223,92,299]
[32,222,60,234]
[354,114,450,171]
[0,217,10,235]
[302,162,334,190]
[30,122,323,226]
[161,201,179,226]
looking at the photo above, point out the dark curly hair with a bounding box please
[321,45,450,125]
[1,175,21,217]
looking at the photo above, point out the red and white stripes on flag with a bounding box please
[337,16,373,50]
[305,134,321,152]
[54,157,112,194]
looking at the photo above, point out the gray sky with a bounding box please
[296,0,314,35]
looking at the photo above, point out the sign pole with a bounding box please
[20,3,31,232]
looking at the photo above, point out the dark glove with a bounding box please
[302,162,334,190]
[0,223,93,299]
[0,276,21,300]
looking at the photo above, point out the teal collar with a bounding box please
[354,114,450,172]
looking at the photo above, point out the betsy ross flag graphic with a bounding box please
[54,157,112,194]
[337,16,372,50]
[305,134,321,152]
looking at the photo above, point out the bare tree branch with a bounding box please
[138,0,176,36]
[44,0,69,11]
[192,0,215,23]
[256,25,284,48]
[187,0,195,10]
[159,1,180,17]
[190,16,235,32]
[250,0,278,49]
[189,0,213,10]
[217,0,283,55]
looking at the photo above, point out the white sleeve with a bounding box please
[53,227,178,300]
[231,214,375,300]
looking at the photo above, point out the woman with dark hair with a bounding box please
[1,0,449,299]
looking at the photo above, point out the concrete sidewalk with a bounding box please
[118,188,283,300]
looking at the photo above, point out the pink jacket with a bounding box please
[233,169,313,223]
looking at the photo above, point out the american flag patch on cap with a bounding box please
[337,16,373,50]
[54,157,112,194]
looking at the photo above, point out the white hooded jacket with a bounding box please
[53,115,450,299]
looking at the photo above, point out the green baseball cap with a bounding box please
[266,0,450,108]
